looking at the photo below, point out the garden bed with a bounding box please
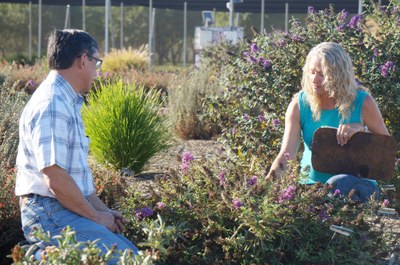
[130,139,400,265]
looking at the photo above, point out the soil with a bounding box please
[129,139,400,265]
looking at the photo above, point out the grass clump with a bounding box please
[82,80,172,174]
[102,46,148,73]
[168,59,221,139]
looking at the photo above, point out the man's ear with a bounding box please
[76,54,86,69]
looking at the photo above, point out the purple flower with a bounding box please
[258,57,265,65]
[339,9,348,21]
[284,152,290,160]
[257,115,265,122]
[347,15,362,28]
[382,199,390,207]
[233,198,244,209]
[27,80,36,87]
[251,43,259,53]
[218,170,227,188]
[380,61,394,77]
[181,162,189,173]
[318,210,330,222]
[232,128,237,136]
[249,56,257,63]
[291,34,303,42]
[243,114,250,121]
[373,48,379,57]
[337,24,345,32]
[378,5,387,12]
[247,175,258,187]
[273,119,280,127]
[182,152,195,164]
[263,59,271,69]
[135,207,154,219]
[333,189,341,196]
[243,51,249,57]
[277,39,287,47]
[308,6,316,14]
[156,202,166,209]
[104,72,110,78]
[278,185,296,203]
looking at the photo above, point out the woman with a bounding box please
[267,42,389,201]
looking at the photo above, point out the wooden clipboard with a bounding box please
[311,127,397,181]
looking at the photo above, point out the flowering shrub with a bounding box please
[120,154,393,264]
[205,1,400,163]
[0,163,23,263]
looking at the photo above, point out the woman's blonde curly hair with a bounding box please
[301,42,362,122]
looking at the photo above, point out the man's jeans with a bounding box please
[20,194,139,259]
[326,174,380,203]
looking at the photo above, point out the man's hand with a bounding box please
[97,211,117,232]
[109,210,126,233]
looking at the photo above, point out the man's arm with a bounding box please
[42,164,116,232]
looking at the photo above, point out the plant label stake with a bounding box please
[381,185,396,192]
[329,225,353,236]
[388,253,396,265]
[377,208,398,217]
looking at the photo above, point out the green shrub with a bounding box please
[0,75,29,167]
[102,46,148,73]
[0,74,29,262]
[168,59,221,139]
[0,164,23,263]
[121,154,392,264]
[205,1,400,163]
[89,156,128,209]
[11,226,158,264]
[82,80,172,173]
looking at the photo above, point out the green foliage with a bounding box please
[89,156,128,209]
[168,59,221,139]
[0,74,30,167]
[122,154,392,264]
[10,226,156,265]
[102,46,148,73]
[205,1,400,163]
[82,80,172,173]
[0,164,23,261]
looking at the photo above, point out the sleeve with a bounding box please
[31,99,72,171]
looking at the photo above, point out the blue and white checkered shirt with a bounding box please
[16,70,94,197]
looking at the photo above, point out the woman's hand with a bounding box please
[336,123,365,146]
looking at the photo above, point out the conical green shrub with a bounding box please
[83,80,171,173]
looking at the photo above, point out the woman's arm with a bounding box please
[362,94,389,135]
[266,95,301,180]
[337,94,389,145]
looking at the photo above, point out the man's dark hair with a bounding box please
[47,29,99,70]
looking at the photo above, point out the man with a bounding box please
[15,29,138,256]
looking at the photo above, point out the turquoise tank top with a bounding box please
[298,90,368,184]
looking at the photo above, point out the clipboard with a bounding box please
[311,127,397,181]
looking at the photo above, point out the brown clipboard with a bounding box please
[311,127,397,181]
